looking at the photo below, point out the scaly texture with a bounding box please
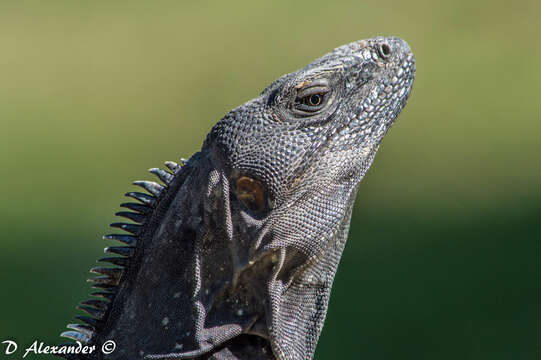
[60,36,415,360]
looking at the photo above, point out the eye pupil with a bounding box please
[308,94,322,106]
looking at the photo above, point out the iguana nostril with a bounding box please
[378,43,392,59]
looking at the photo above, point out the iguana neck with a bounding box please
[85,150,273,360]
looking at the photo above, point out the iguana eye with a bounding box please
[293,80,331,114]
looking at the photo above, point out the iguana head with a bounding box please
[211,37,413,204]
[61,37,414,360]
[206,36,415,359]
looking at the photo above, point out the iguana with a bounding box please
[60,36,415,360]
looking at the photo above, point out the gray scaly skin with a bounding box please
[60,36,415,360]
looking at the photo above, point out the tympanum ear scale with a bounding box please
[235,176,266,212]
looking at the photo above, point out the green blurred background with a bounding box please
[1,0,540,359]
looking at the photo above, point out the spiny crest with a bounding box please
[60,160,185,346]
